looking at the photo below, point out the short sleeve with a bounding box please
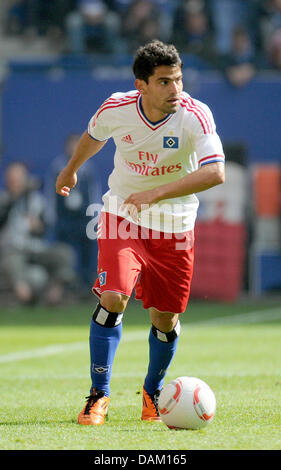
[87,99,113,142]
[188,99,225,167]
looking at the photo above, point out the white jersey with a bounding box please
[88,90,225,233]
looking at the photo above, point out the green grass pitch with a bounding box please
[0,298,280,450]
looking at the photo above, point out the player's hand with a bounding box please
[123,188,161,211]
[122,188,161,222]
[56,168,77,197]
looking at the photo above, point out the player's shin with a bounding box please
[144,320,181,396]
[89,302,123,397]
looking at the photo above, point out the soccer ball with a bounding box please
[158,376,216,430]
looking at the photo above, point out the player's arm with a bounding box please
[155,161,225,200]
[56,131,107,197]
[123,162,225,211]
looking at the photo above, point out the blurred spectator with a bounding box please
[121,0,166,52]
[45,133,102,292]
[210,0,254,55]
[219,26,257,87]
[0,162,76,305]
[137,17,162,48]
[267,27,281,68]
[4,0,28,35]
[5,0,76,37]
[259,0,281,53]
[171,0,218,67]
[65,0,124,53]
[107,0,134,12]
[148,0,179,42]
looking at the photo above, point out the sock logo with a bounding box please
[93,364,110,374]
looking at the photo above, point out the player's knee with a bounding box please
[150,309,179,333]
[100,292,128,313]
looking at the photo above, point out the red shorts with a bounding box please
[92,212,195,314]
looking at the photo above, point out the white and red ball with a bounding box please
[158,376,216,430]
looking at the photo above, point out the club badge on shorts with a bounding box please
[98,271,107,286]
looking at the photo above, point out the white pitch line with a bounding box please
[190,306,281,326]
[0,332,147,364]
[0,342,87,364]
[0,307,280,364]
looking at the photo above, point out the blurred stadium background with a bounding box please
[0,0,280,307]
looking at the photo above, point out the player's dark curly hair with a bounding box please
[133,40,183,83]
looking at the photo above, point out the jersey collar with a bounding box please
[136,95,172,130]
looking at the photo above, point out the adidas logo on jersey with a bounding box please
[121,134,134,144]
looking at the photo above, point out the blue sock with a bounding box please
[144,322,181,396]
[89,303,123,397]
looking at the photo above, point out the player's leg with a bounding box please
[142,308,181,421]
[149,309,179,332]
[138,230,194,421]
[89,292,129,397]
[78,212,142,425]
[78,292,129,426]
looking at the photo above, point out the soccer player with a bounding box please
[56,40,225,425]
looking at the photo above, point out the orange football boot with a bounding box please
[141,387,161,421]
[78,389,110,425]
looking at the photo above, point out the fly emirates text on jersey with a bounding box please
[125,150,182,176]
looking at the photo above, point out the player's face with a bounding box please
[136,65,183,121]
